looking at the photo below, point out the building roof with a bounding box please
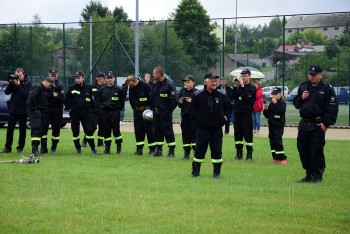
[276,44,314,52]
[286,13,350,29]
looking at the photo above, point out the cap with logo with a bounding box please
[308,65,322,75]
[105,71,114,77]
[49,68,58,74]
[182,75,195,82]
[96,72,105,78]
[43,77,56,87]
[240,68,251,75]
[204,72,219,79]
[74,71,84,77]
[271,87,282,94]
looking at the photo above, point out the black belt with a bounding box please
[301,117,322,123]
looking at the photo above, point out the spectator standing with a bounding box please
[251,79,263,136]
[218,78,233,134]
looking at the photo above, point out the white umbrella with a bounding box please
[230,66,265,79]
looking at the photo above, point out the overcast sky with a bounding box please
[0,0,349,26]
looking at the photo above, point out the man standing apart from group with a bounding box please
[100,72,126,154]
[40,68,65,154]
[64,71,96,154]
[190,72,232,179]
[178,75,198,160]
[293,65,338,183]
[231,68,256,161]
[1,68,31,154]
[127,75,155,156]
[151,66,177,157]
[218,78,232,134]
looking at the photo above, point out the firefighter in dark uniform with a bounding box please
[64,71,96,154]
[263,87,287,163]
[190,72,232,179]
[40,68,65,154]
[127,75,155,156]
[100,71,126,154]
[178,75,198,160]
[231,68,256,161]
[82,72,106,147]
[293,65,338,183]
[151,66,177,157]
[26,78,55,155]
[1,68,31,154]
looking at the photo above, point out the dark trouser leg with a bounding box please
[153,112,164,156]
[134,110,145,152]
[161,111,176,156]
[28,109,42,155]
[81,112,95,151]
[269,125,276,160]
[234,113,244,150]
[51,108,62,151]
[40,111,50,153]
[273,126,286,160]
[181,116,192,158]
[191,119,197,152]
[242,113,253,153]
[192,127,210,176]
[4,113,19,151]
[101,112,111,154]
[224,118,230,133]
[97,114,104,146]
[17,114,27,150]
[310,127,326,182]
[144,115,155,153]
[113,114,122,154]
[70,112,81,150]
[297,129,312,182]
[210,127,223,178]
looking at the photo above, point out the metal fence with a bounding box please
[0,12,349,126]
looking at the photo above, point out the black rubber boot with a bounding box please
[74,139,81,150]
[311,169,324,183]
[40,138,48,154]
[213,162,222,179]
[116,142,122,154]
[148,146,156,156]
[133,148,143,156]
[32,143,40,156]
[51,139,59,153]
[167,146,175,157]
[191,161,201,177]
[81,136,87,147]
[97,139,104,147]
[154,145,163,157]
[297,171,312,183]
[234,150,243,160]
[246,150,253,161]
[104,141,111,154]
[182,147,191,160]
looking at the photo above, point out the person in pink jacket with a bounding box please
[252,80,264,135]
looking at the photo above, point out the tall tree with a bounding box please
[172,0,219,72]
[81,0,110,22]
[112,6,129,22]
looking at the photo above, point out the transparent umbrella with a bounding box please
[230,66,265,79]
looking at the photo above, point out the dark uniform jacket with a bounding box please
[5,77,32,114]
[231,83,256,114]
[100,84,126,111]
[151,78,177,112]
[177,87,198,116]
[89,82,103,112]
[263,99,286,126]
[293,80,338,128]
[26,83,48,111]
[46,79,64,110]
[129,81,152,110]
[190,87,232,128]
[64,83,94,114]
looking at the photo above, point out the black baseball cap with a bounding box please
[43,77,56,87]
[204,72,219,79]
[271,87,282,94]
[49,68,58,74]
[74,71,84,77]
[105,71,114,77]
[182,75,195,82]
[308,65,322,75]
[96,72,105,78]
[240,68,251,75]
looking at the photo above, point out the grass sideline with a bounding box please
[0,129,349,233]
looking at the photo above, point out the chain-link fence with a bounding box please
[0,12,349,125]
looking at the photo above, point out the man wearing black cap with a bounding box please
[231,68,256,161]
[26,77,55,155]
[218,78,233,134]
[40,68,65,154]
[178,75,198,160]
[151,66,177,157]
[100,71,126,154]
[190,72,232,179]
[127,75,155,155]
[64,71,97,154]
[81,72,106,148]
[293,65,338,183]
[0,68,32,154]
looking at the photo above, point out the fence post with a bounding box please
[221,18,225,77]
[164,20,168,74]
[63,23,66,85]
[113,21,116,76]
[13,24,17,68]
[29,26,33,76]
[282,16,286,96]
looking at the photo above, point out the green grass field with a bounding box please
[0,129,349,233]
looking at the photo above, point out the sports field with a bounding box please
[0,128,349,233]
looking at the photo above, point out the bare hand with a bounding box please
[317,123,327,133]
[239,78,244,87]
[224,116,228,121]
[186,97,192,103]
[178,98,184,104]
[14,79,21,86]
[271,98,277,104]
[302,91,309,100]
[263,104,269,110]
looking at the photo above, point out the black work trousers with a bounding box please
[297,125,326,176]
[234,113,253,151]
[153,110,175,148]
[101,109,122,145]
[180,114,197,152]
[91,111,103,140]
[41,108,62,149]
[69,111,95,150]
[133,109,155,149]
[268,124,286,160]
[194,126,223,163]
[27,109,43,147]
[5,113,27,151]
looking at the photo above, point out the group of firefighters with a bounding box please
[1,65,338,182]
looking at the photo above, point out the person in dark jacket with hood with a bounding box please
[190,72,232,179]
[1,68,32,154]
[26,77,55,155]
